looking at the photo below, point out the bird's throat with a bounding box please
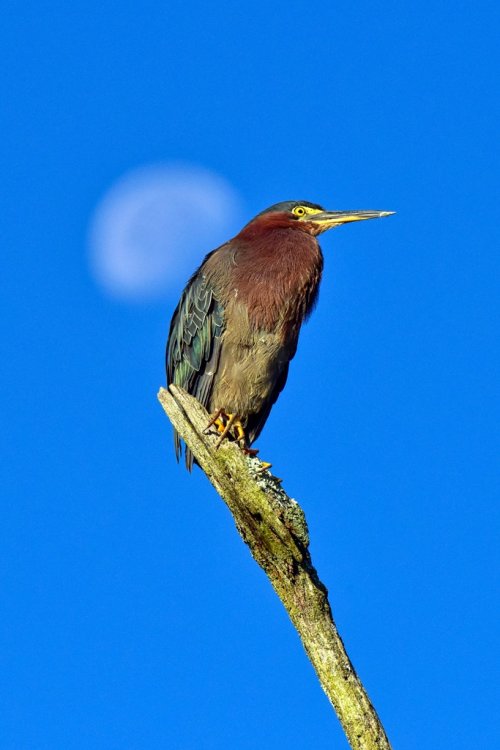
[230,228,323,332]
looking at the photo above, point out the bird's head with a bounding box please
[242,200,394,237]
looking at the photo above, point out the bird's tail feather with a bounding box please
[173,428,194,472]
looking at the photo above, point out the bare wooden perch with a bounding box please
[158,384,392,750]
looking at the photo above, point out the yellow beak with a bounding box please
[303,209,395,232]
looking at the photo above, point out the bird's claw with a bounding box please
[205,410,278,478]
[205,410,259,455]
[242,446,259,457]
[215,413,237,448]
[204,409,226,434]
[205,410,246,450]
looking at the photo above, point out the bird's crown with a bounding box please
[256,201,325,218]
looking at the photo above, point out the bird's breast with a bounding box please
[202,230,322,423]
[210,301,292,419]
[228,229,323,333]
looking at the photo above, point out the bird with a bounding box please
[166,200,394,469]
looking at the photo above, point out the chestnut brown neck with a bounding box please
[231,223,324,332]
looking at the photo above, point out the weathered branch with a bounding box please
[158,385,392,750]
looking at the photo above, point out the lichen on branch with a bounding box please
[158,385,392,750]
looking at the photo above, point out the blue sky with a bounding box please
[2,1,499,748]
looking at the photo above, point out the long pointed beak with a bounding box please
[305,209,395,232]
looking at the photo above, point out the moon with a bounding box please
[88,163,245,300]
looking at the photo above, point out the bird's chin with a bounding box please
[314,224,338,236]
[301,222,333,237]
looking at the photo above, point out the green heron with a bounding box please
[166,201,394,469]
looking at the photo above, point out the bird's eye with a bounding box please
[293,206,306,217]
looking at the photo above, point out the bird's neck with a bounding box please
[230,227,324,332]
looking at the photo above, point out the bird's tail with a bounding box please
[173,429,195,472]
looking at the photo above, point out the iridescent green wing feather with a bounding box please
[166,271,224,468]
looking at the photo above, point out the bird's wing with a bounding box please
[166,272,224,468]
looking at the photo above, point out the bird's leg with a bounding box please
[207,410,246,446]
[232,420,247,447]
[215,413,237,448]
[232,422,262,459]
[208,412,274,474]
[204,408,227,435]
[235,426,273,473]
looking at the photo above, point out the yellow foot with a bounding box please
[205,411,267,469]
[205,409,253,452]
[206,410,246,450]
[214,418,226,434]
[243,449,274,476]
[257,461,277,479]
[215,413,237,448]
[204,408,225,434]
